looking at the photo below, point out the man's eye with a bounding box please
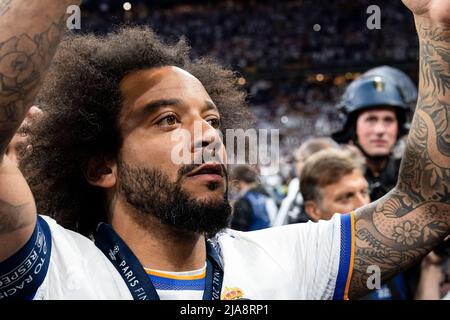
[338,194,353,203]
[158,115,179,127]
[207,118,221,129]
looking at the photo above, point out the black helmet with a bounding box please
[332,67,415,143]
[363,66,417,108]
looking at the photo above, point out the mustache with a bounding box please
[177,163,229,199]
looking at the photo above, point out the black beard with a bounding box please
[117,161,231,237]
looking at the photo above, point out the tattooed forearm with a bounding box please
[349,21,450,299]
[399,22,450,205]
[419,27,450,95]
[0,1,78,261]
[0,1,78,156]
[350,194,450,298]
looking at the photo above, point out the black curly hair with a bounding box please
[20,26,252,237]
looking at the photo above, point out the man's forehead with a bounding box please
[325,171,367,196]
[360,107,397,116]
[120,66,209,106]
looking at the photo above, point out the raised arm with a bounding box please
[0,0,79,261]
[349,0,450,299]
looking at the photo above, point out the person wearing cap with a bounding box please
[332,66,417,201]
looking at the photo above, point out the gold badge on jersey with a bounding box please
[221,287,245,300]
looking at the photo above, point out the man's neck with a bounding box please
[366,156,389,177]
[110,202,206,272]
[239,183,256,196]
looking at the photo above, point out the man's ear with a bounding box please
[84,156,117,188]
[229,179,242,192]
[304,200,322,223]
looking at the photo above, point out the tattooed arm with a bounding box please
[348,1,450,299]
[0,0,80,261]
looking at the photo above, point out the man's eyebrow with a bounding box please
[204,100,218,112]
[140,98,181,114]
[335,191,350,198]
[136,98,218,119]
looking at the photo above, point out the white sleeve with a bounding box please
[302,212,354,300]
[235,211,355,299]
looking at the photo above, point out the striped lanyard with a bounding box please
[94,223,224,300]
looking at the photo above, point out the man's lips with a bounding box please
[371,139,388,145]
[185,164,224,182]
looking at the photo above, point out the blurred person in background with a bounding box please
[332,66,417,201]
[229,165,278,231]
[274,137,339,226]
[300,148,410,300]
[415,239,450,300]
[299,148,369,222]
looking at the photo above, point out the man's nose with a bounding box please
[189,120,223,163]
[373,121,386,135]
[190,120,220,151]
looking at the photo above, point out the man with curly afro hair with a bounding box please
[1,0,450,301]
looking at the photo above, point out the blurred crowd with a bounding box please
[78,0,420,163]
[81,0,418,70]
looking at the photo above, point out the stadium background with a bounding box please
[76,0,419,181]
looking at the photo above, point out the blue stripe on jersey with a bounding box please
[148,274,206,291]
[0,216,52,300]
[333,213,353,300]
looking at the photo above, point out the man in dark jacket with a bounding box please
[229,165,277,231]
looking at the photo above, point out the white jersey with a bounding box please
[0,212,355,300]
